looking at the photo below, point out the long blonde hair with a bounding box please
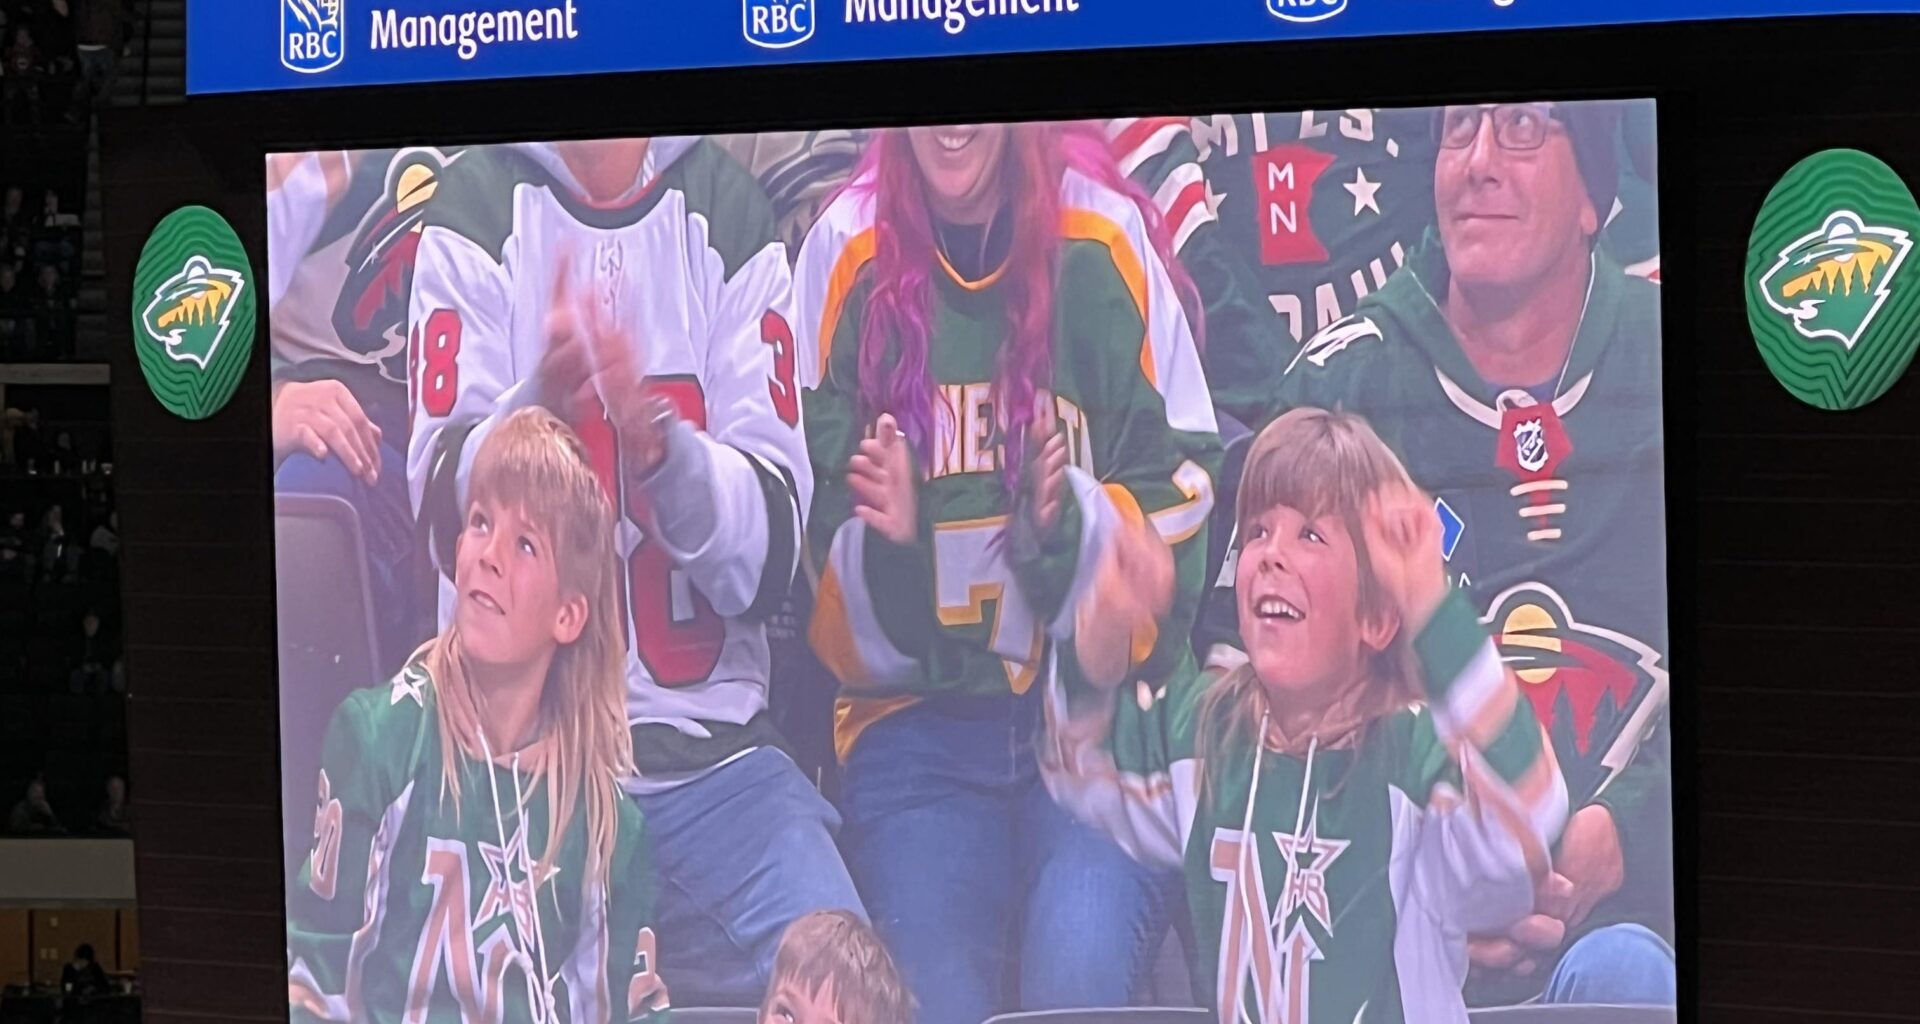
[1198,407,1422,768]
[419,406,633,889]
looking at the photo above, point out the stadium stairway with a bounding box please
[73,0,186,362]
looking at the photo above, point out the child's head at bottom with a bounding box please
[1226,406,1424,737]
[760,910,914,1024]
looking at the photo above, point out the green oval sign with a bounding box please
[130,205,256,420]
[1747,149,1920,410]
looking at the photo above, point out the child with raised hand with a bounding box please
[288,406,670,1024]
[760,910,916,1024]
[1043,406,1568,1024]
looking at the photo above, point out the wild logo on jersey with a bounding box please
[141,254,247,369]
[1209,800,1348,1024]
[1757,210,1912,351]
[334,148,457,380]
[1483,582,1667,806]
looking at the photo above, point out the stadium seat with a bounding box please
[667,1009,759,1024]
[274,492,382,873]
[1468,1007,1678,1023]
[983,1008,1210,1024]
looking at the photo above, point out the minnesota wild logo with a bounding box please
[1757,211,1910,351]
[1747,150,1920,410]
[140,255,247,368]
[131,206,255,420]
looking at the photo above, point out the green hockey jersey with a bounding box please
[1042,592,1568,1024]
[794,166,1223,758]
[1265,232,1669,813]
[1112,111,1439,430]
[1185,232,1675,966]
[286,664,669,1023]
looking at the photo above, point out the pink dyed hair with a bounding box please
[849,120,1202,491]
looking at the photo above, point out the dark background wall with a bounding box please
[100,16,1920,1022]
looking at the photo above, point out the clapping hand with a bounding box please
[849,414,918,545]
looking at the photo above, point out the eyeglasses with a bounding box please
[1438,104,1564,152]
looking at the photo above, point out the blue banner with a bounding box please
[192,0,1918,95]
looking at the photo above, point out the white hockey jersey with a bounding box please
[405,137,812,790]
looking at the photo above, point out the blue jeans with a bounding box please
[841,698,1180,1024]
[1542,924,1677,1005]
[275,437,426,674]
[629,746,865,1006]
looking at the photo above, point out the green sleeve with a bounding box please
[1098,650,1208,776]
[1586,714,1675,940]
[1121,127,1292,432]
[1043,651,1208,867]
[287,691,390,1021]
[607,802,671,1023]
[802,300,941,674]
[1054,244,1224,683]
[1179,220,1294,432]
[1401,593,1554,807]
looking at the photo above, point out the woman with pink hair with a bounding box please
[794,121,1223,1024]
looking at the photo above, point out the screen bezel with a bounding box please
[96,13,1784,1017]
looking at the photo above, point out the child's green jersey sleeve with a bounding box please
[1396,591,1572,936]
[286,688,409,1023]
[1039,649,1210,868]
[604,801,671,1024]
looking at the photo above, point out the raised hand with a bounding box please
[1074,512,1175,688]
[849,414,918,545]
[535,251,597,415]
[1361,480,1447,633]
[540,252,671,477]
[1022,392,1069,540]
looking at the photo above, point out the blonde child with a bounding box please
[1044,407,1568,1024]
[288,407,669,1023]
[759,910,915,1024]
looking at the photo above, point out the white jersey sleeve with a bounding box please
[790,184,873,392]
[642,221,811,622]
[405,222,533,570]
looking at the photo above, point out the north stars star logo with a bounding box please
[139,255,247,370]
[1208,800,1348,1024]
[1757,210,1912,351]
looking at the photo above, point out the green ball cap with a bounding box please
[1747,148,1920,411]
[130,205,257,421]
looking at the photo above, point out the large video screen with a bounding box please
[267,103,1671,1024]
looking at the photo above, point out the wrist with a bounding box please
[623,399,677,483]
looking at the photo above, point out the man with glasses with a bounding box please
[1266,100,1676,1009]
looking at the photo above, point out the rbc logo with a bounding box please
[282,0,344,74]
[1266,0,1346,24]
[744,0,813,49]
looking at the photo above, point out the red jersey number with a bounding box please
[761,311,800,427]
[579,378,725,688]
[413,309,463,417]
